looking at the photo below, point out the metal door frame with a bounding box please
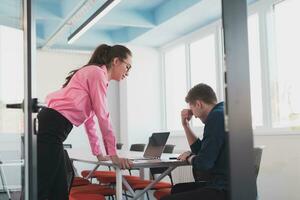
[222,0,257,199]
[23,0,38,199]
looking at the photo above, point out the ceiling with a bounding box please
[0,0,257,51]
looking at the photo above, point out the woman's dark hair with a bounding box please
[62,44,132,88]
[185,83,217,105]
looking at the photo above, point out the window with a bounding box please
[272,0,300,128]
[164,45,187,130]
[190,34,217,91]
[190,34,217,127]
[248,14,263,127]
[162,0,300,133]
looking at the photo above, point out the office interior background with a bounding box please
[0,0,299,199]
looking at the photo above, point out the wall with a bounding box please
[119,45,163,150]
[254,134,300,200]
[0,25,24,191]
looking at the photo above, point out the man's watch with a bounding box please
[186,152,194,161]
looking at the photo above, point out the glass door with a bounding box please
[0,0,37,199]
[0,0,26,199]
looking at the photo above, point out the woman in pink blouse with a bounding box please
[37,44,133,200]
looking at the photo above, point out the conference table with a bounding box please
[69,150,190,200]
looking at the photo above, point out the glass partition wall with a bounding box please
[0,0,25,199]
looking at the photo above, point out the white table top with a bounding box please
[68,149,189,168]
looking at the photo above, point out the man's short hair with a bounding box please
[185,83,217,105]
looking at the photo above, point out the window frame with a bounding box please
[160,21,223,134]
[160,0,300,135]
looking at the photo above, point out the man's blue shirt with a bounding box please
[190,102,228,190]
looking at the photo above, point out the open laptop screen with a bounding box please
[143,132,170,158]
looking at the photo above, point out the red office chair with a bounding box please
[81,170,116,183]
[154,188,172,200]
[69,192,105,200]
[70,184,115,196]
[70,184,115,200]
[72,176,91,187]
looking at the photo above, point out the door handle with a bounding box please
[6,103,22,109]
[6,98,45,113]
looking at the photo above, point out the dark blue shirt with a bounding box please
[190,102,228,190]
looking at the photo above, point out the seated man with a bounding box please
[162,83,228,200]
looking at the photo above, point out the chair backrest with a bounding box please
[63,150,75,192]
[254,146,264,178]
[163,144,175,154]
[130,143,146,152]
[116,143,123,150]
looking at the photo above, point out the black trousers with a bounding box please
[37,108,73,200]
[161,182,228,200]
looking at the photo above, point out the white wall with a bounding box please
[0,25,24,135]
[254,134,300,200]
[119,45,163,150]
[0,25,24,190]
[0,25,24,103]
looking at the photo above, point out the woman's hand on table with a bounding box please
[110,155,133,169]
[96,154,110,161]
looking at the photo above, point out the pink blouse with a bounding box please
[46,65,117,156]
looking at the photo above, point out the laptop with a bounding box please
[130,132,170,160]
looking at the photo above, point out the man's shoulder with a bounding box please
[208,102,224,120]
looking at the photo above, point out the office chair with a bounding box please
[63,150,75,193]
[62,145,91,187]
[65,149,116,199]
[254,146,264,178]
[254,146,264,199]
[69,192,105,200]
[70,183,115,199]
[116,143,123,150]
[129,143,146,152]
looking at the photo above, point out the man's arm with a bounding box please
[191,112,225,171]
[181,109,198,145]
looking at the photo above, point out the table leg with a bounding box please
[84,164,100,179]
[115,167,123,200]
